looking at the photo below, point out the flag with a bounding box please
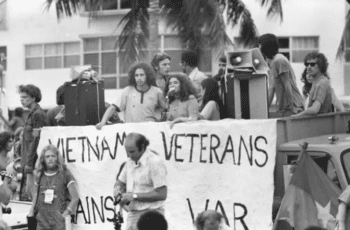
[273,143,342,230]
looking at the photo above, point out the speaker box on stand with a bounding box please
[223,48,269,119]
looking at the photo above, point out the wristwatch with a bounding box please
[133,193,138,200]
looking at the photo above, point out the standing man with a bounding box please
[181,50,208,94]
[293,52,333,116]
[19,84,46,198]
[213,56,227,118]
[114,133,167,230]
[151,52,171,93]
[95,62,166,128]
[258,33,304,117]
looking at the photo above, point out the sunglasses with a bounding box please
[305,62,317,67]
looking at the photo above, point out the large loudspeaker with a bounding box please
[227,48,269,74]
[64,80,105,126]
[224,48,269,119]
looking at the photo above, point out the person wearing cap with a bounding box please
[114,133,167,230]
[258,33,304,117]
[151,52,171,93]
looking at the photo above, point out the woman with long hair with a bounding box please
[198,77,223,120]
[164,74,199,126]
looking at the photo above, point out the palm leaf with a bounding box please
[257,0,283,20]
[227,0,259,47]
[117,4,149,63]
[336,9,350,60]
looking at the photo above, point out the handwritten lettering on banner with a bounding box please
[38,119,277,230]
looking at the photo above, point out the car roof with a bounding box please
[278,134,350,153]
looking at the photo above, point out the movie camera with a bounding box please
[108,192,124,230]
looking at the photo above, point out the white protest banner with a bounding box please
[38,119,277,230]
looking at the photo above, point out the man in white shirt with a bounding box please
[181,50,208,94]
[113,133,167,230]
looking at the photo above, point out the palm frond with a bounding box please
[227,0,259,46]
[45,0,81,19]
[336,9,350,60]
[239,9,259,47]
[117,1,149,63]
[163,0,228,53]
[257,0,283,20]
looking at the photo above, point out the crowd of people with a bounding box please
[0,32,347,229]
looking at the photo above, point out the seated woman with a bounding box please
[198,77,223,121]
[164,74,199,126]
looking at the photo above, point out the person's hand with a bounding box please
[27,209,35,217]
[120,192,134,206]
[169,117,186,129]
[95,122,104,130]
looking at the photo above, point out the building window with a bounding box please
[290,37,319,63]
[86,0,149,11]
[278,37,319,62]
[25,42,80,70]
[83,37,119,89]
[163,35,212,75]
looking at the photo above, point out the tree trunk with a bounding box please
[148,0,160,61]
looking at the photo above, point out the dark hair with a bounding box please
[56,85,65,105]
[127,133,150,152]
[304,52,329,75]
[128,62,156,87]
[151,52,171,71]
[181,50,199,67]
[195,210,223,230]
[14,107,23,117]
[301,68,312,97]
[258,33,279,59]
[137,210,168,230]
[201,78,223,114]
[18,84,42,103]
[0,131,13,152]
[165,74,197,103]
[219,56,227,63]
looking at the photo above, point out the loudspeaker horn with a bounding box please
[251,48,269,74]
[226,48,269,74]
[227,50,254,71]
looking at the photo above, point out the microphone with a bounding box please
[166,87,175,100]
